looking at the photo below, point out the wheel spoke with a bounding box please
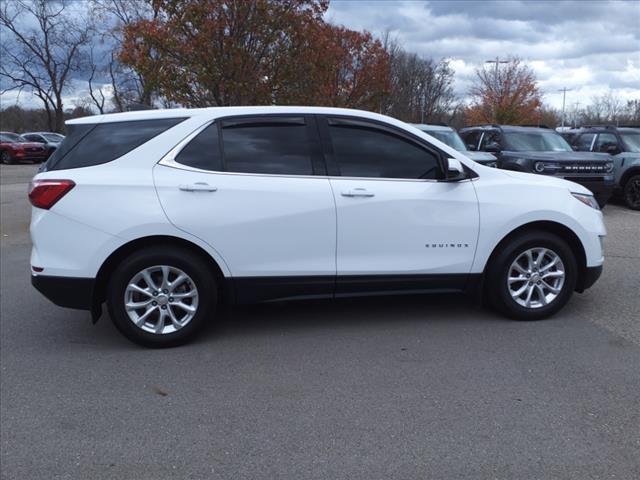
[167,306,183,329]
[524,285,534,307]
[142,270,159,291]
[126,299,152,310]
[541,280,560,294]
[542,270,564,279]
[512,263,527,275]
[160,266,170,290]
[539,256,559,272]
[172,301,196,313]
[155,309,167,333]
[127,284,153,297]
[535,248,547,267]
[169,273,188,291]
[135,306,157,326]
[535,285,548,305]
[513,283,529,297]
[170,290,197,300]
[508,275,527,284]
[525,250,534,270]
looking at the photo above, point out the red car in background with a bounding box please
[0,132,48,164]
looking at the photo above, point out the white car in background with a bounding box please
[29,107,605,347]
[412,123,498,167]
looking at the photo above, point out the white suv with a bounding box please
[30,107,606,347]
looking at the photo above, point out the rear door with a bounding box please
[319,116,479,294]
[154,115,337,301]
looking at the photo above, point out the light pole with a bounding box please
[558,87,572,128]
[485,57,508,122]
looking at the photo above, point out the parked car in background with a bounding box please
[22,132,65,158]
[459,125,615,207]
[30,107,605,347]
[563,125,640,210]
[412,124,497,167]
[0,132,48,164]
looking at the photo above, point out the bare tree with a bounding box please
[90,0,159,111]
[0,0,92,132]
[380,34,455,123]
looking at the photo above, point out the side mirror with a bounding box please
[445,158,467,181]
[606,144,619,155]
[485,142,501,154]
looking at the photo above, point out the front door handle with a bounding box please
[179,182,218,192]
[341,188,375,198]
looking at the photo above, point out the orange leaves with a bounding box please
[465,58,542,125]
[118,0,388,110]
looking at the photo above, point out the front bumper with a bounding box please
[576,265,603,293]
[31,274,95,310]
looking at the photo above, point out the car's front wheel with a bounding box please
[1,151,14,164]
[623,174,640,210]
[486,231,578,320]
[106,246,217,347]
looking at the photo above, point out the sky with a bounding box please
[326,0,640,110]
[1,0,639,112]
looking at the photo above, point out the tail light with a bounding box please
[28,179,75,209]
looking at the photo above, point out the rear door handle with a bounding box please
[179,182,217,192]
[341,188,375,197]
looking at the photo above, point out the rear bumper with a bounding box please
[576,265,603,293]
[31,274,95,310]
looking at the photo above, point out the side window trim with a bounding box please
[317,114,447,180]
[590,133,597,151]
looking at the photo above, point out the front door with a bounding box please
[319,117,480,294]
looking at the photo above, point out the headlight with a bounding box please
[571,192,600,210]
[605,162,614,173]
[534,161,545,172]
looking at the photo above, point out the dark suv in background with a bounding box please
[563,125,640,210]
[460,125,615,207]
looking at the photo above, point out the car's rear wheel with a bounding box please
[623,174,640,210]
[106,246,217,347]
[486,231,578,320]
[1,151,14,164]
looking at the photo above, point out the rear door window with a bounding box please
[175,123,222,171]
[47,118,185,171]
[220,117,313,175]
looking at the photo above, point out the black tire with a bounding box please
[485,231,578,320]
[623,174,640,210]
[106,246,217,347]
[1,150,14,164]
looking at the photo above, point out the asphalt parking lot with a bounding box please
[1,163,639,479]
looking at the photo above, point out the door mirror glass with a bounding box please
[485,142,501,153]
[606,144,619,155]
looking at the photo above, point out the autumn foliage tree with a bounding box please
[119,0,389,110]
[465,57,541,125]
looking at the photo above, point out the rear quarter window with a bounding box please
[47,118,185,171]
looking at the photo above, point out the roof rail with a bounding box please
[460,124,500,129]
[517,124,551,129]
[580,124,617,129]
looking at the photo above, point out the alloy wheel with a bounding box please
[625,177,640,209]
[124,265,199,334]
[507,248,565,309]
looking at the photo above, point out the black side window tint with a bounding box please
[44,124,95,170]
[575,133,595,151]
[329,123,441,179]
[481,131,500,150]
[48,118,185,171]
[461,131,481,150]
[175,123,222,171]
[221,118,312,175]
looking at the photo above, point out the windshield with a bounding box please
[42,133,64,142]
[503,131,573,152]
[424,130,467,151]
[620,132,640,153]
[0,133,24,143]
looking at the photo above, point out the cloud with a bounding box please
[326,0,640,108]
